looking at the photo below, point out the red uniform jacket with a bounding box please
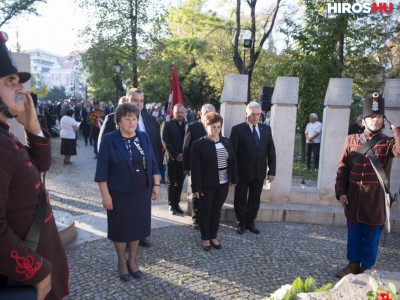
[335,128,400,225]
[0,121,69,299]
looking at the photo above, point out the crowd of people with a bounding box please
[1,31,400,299]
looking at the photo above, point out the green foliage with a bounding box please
[45,86,68,101]
[282,277,333,300]
[0,0,46,27]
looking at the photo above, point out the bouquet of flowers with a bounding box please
[88,110,105,128]
[366,271,398,300]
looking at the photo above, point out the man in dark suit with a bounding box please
[183,103,216,229]
[162,103,187,214]
[230,102,276,235]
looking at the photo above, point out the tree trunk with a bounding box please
[129,0,139,87]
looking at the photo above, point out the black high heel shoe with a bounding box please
[127,260,142,279]
[119,273,131,282]
[210,240,222,250]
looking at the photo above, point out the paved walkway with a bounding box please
[47,136,400,299]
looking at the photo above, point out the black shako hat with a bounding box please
[363,92,385,118]
[0,31,31,83]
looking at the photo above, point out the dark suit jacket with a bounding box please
[182,120,207,171]
[191,136,238,192]
[73,106,82,122]
[98,111,163,171]
[142,112,163,171]
[229,122,276,182]
[94,130,159,192]
[161,119,187,162]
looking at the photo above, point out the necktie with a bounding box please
[252,125,260,146]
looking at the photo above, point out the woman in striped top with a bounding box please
[191,112,238,251]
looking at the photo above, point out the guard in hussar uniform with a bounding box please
[335,92,400,279]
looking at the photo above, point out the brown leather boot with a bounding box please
[335,262,360,279]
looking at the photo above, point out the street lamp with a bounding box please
[85,79,90,101]
[242,38,252,74]
[113,60,122,104]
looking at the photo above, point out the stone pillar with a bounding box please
[219,74,248,137]
[268,77,299,202]
[318,78,353,204]
[383,79,400,214]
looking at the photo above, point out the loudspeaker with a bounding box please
[259,86,273,112]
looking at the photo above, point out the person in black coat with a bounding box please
[80,100,92,146]
[229,102,276,235]
[183,103,216,229]
[191,112,238,251]
[97,96,128,150]
[161,103,187,214]
[348,114,364,135]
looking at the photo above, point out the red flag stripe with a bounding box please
[167,64,184,117]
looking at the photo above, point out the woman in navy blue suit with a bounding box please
[95,103,160,282]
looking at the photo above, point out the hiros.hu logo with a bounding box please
[326,2,394,14]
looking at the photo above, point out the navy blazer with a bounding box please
[230,122,276,182]
[94,130,160,192]
[98,111,163,171]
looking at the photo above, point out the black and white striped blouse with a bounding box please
[215,141,229,184]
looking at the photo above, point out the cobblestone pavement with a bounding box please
[47,135,400,299]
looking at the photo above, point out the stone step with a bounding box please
[187,198,400,233]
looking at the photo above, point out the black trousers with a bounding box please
[234,180,264,227]
[192,196,200,224]
[167,160,185,207]
[306,143,320,169]
[199,183,229,240]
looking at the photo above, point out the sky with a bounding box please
[3,0,90,56]
[2,0,285,56]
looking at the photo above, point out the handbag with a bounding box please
[0,173,47,299]
[358,134,394,233]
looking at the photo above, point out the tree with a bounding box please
[142,0,233,107]
[0,0,46,27]
[45,86,68,101]
[232,0,282,101]
[278,0,398,160]
[77,0,165,89]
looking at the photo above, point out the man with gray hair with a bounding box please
[230,102,276,235]
[183,103,216,229]
[305,113,322,171]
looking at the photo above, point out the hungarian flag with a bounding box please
[166,64,183,120]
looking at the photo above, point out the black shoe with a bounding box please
[210,241,222,250]
[202,245,211,251]
[127,261,143,279]
[119,273,131,282]
[139,238,150,247]
[236,224,245,235]
[192,223,199,230]
[246,224,260,234]
[169,206,177,215]
[174,205,184,214]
